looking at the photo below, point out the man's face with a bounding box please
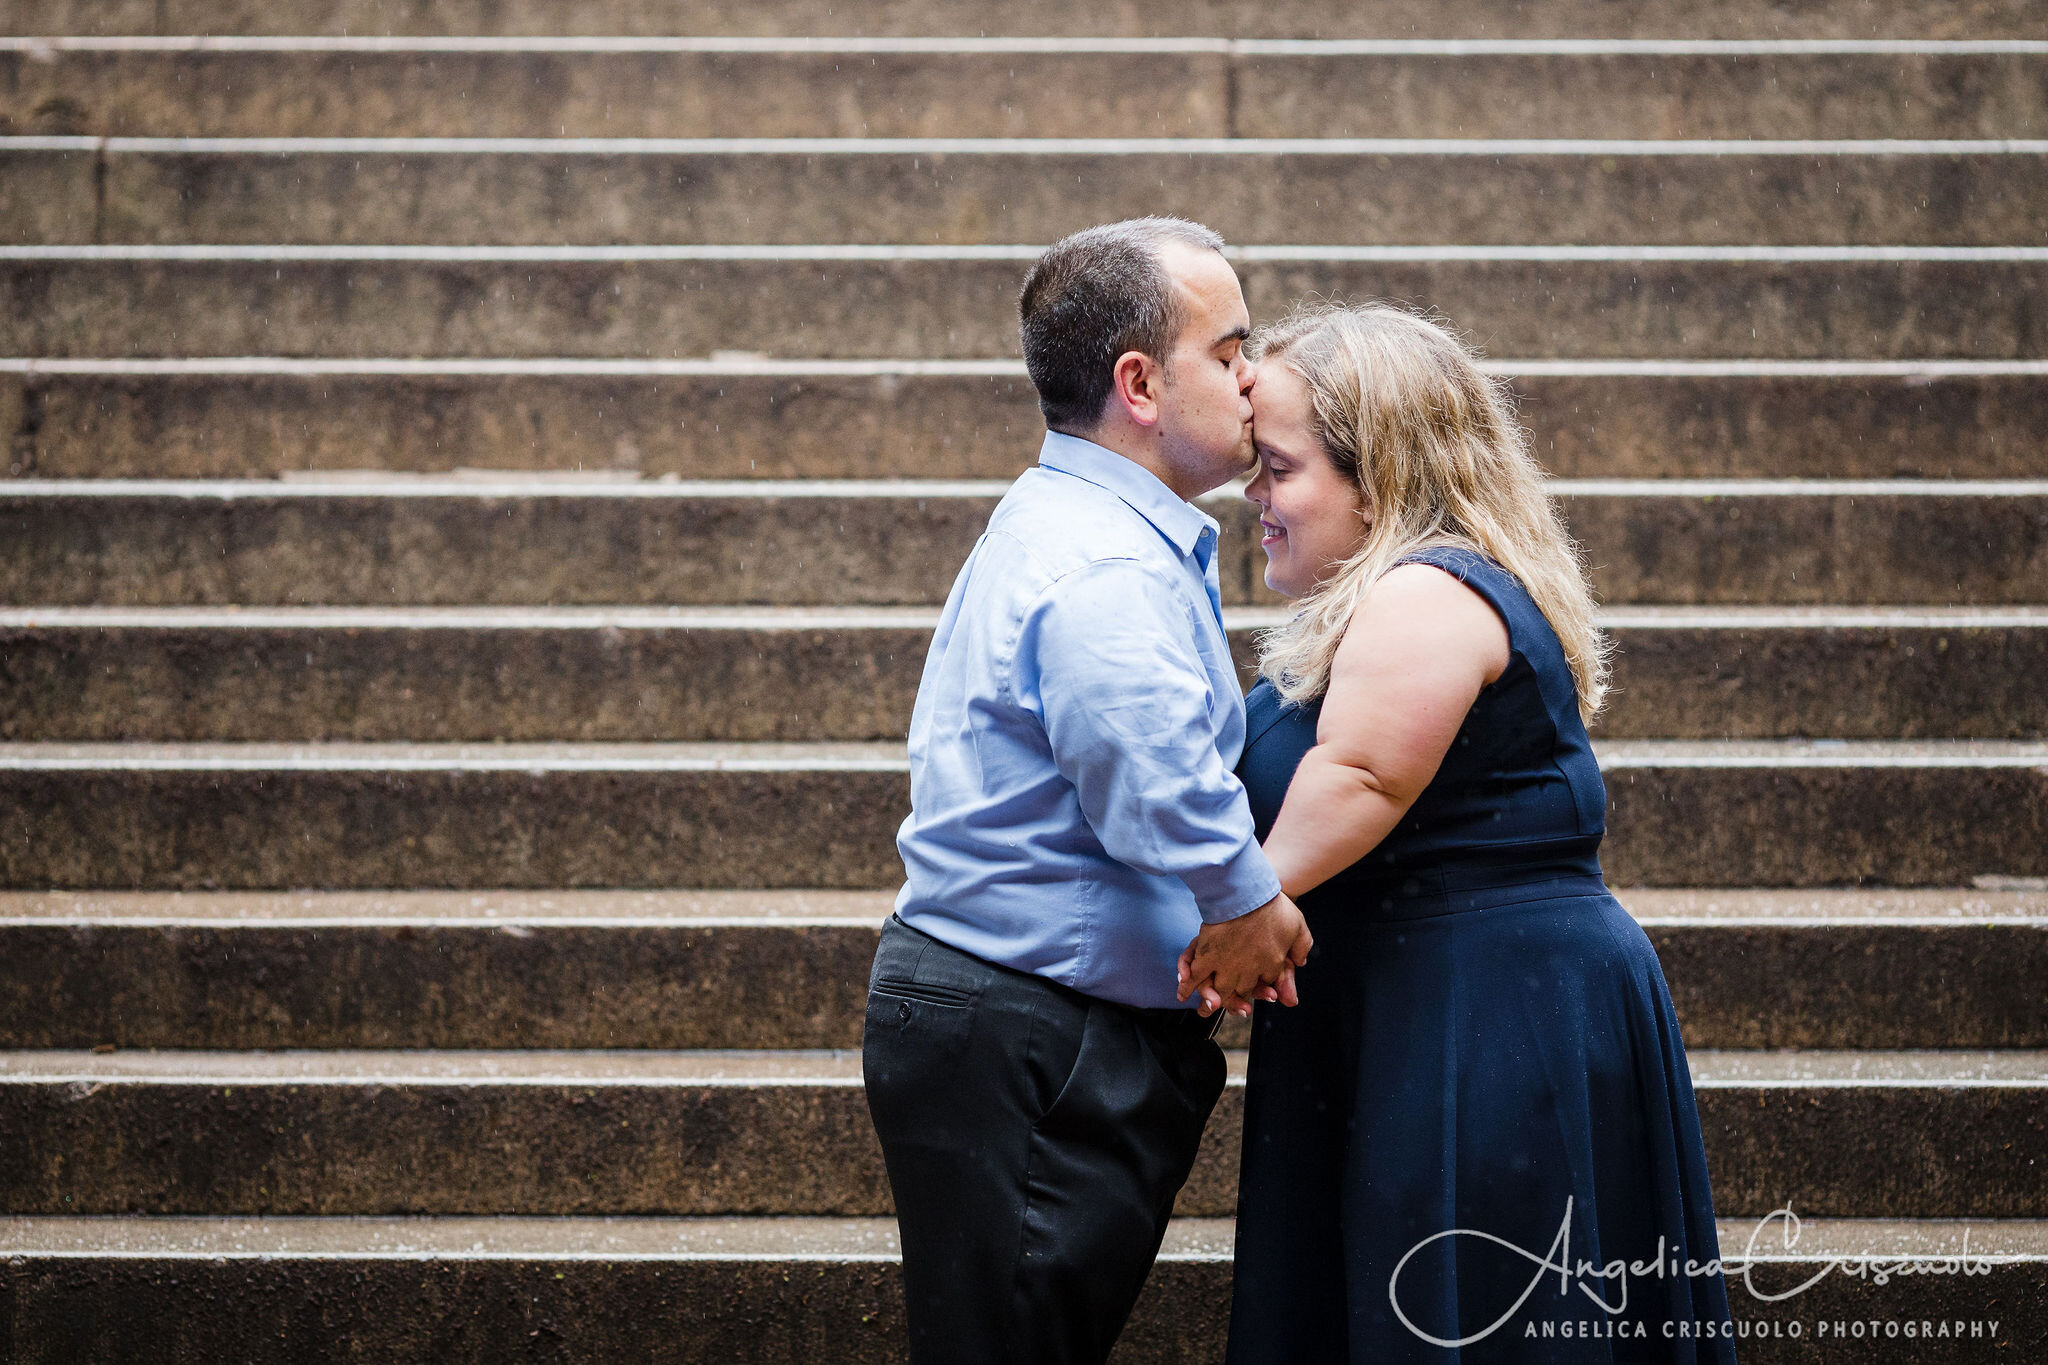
[1152,243,1258,494]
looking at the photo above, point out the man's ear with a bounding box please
[1109,349,1163,428]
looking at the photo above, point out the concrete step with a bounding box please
[7,359,2043,482]
[0,888,2039,1052]
[4,478,2040,608]
[9,0,2045,40]
[9,246,2048,360]
[0,739,2044,889]
[13,137,2048,247]
[0,1216,2038,1364]
[0,1047,2039,1218]
[2,606,2043,742]
[4,40,2045,141]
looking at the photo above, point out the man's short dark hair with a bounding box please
[1018,217,1228,434]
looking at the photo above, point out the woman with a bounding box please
[1186,303,1737,1361]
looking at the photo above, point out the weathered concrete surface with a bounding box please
[9,253,2046,359]
[1600,750,2048,887]
[1597,617,2048,740]
[0,1251,917,1363]
[0,49,1231,139]
[0,917,888,1052]
[6,0,2044,38]
[1514,368,2048,480]
[6,365,2042,481]
[0,487,1013,606]
[0,615,941,742]
[1,742,2044,889]
[5,484,2040,608]
[1233,51,2048,140]
[1693,1081,2048,1220]
[0,1233,2040,1363]
[2,612,2043,741]
[11,144,2029,247]
[1648,919,2048,1049]
[0,365,1056,481]
[0,1063,892,1216]
[1556,489,2048,608]
[0,751,915,889]
[3,48,2043,140]
[0,143,94,243]
[1237,256,2048,363]
[0,1051,2038,1217]
[0,890,2039,1050]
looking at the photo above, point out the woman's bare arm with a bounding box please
[1261,563,1511,900]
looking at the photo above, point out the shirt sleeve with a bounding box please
[1014,557,1282,924]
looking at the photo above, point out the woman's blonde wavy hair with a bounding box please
[1251,301,1610,723]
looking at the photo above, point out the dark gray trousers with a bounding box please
[863,915,1226,1365]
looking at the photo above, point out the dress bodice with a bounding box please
[1237,546,1607,912]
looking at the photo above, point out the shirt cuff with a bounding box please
[1184,841,1285,925]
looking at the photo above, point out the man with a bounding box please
[862,217,1314,1364]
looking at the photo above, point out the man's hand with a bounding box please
[1175,893,1312,1018]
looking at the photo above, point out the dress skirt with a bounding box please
[1226,873,1738,1364]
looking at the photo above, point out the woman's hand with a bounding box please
[1262,562,1510,899]
[1176,892,1313,1017]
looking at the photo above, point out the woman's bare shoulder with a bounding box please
[1337,561,1510,682]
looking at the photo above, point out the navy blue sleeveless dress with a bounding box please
[1226,547,1736,1364]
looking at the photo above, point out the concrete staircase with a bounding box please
[2,3,2045,1360]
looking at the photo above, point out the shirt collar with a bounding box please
[1037,431,1218,560]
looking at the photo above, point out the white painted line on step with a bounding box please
[4,605,2043,632]
[5,1216,2048,1264]
[9,911,2039,932]
[1547,477,2048,496]
[1236,39,2048,55]
[1618,888,2048,922]
[0,1047,870,1086]
[0,742,912,772]
[1233,244,2048,262]
[0,136,102,151]
[1597,739,2048,768]
[0,35,1237,54]
[1596,606,2048,630]
[0,889,898,929]
[0,243,1046,261]
[3,1215,2042,1265]
[1688,1050,2048,1085]
[0,915,884,929]
[7,36,2046,55]
[1486,359,2048,377]
[6,476,2041,501]
[1631,917,2048,928]
[9,244,2048,262]
[1,741,2045,772]
[0,476,1016,499]
[0,1047,2037,1087]
[40,135,2048,156]
[0,606,953,630]
[0,756,912,773]
[0,356,1031,377]
[0,1214,913,1262]
[6,357,2048,379]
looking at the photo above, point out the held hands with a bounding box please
[1175,892,1313,1019]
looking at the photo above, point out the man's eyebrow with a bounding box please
[1213,325,1251,348]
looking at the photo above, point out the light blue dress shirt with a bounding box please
[894,431,1283,1009]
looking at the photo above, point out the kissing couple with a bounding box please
[862,218,1739,1363]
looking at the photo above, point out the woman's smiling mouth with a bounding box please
[1260,518,1286,546]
